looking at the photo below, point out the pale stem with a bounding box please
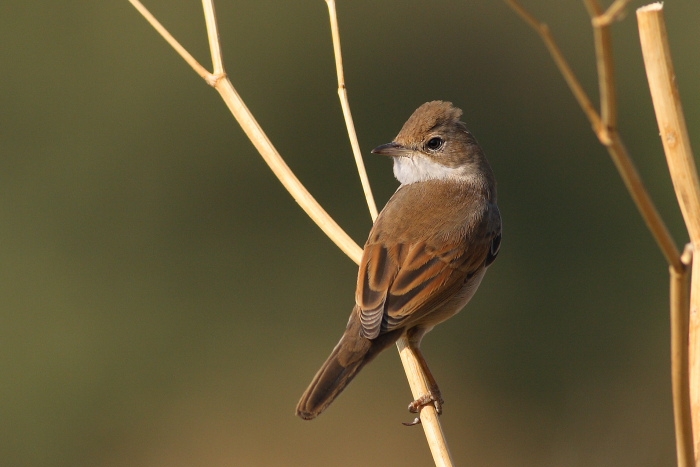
[214,79,363,263]
[128,0,210,80]
[504,0,682,271]
[325,0,379,221]
[202,0,224,76]
[670,245,694,467]
[584,0,617,140]
[638,4,700,462]
[397,339,454,467]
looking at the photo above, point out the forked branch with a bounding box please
[128,1,453,465]
[506,1,695,466]
[128,0,362,263]
[505,0,681,270]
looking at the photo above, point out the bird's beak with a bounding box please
[371,142,412,157]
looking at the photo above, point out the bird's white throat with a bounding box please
[393,155,468,185]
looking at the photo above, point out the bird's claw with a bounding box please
[402,416,422,427]
[408,391,443,414]
[402,391,444,426]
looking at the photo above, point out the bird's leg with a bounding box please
[406,345,443,413]
[401,329,444,426]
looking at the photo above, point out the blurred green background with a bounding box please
[1,1,699,466]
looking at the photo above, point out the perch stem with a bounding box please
[130,1,453,465]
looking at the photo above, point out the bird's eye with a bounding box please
[426,137,444,151]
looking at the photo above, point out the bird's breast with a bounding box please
[371,179,491,245]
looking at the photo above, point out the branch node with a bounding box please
[592,0,633,27]
[681,243,694,268]
[591,10,625,27]
[205,72,227,87]
[595,124,614,146]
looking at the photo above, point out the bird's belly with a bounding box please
[426,266,487,328]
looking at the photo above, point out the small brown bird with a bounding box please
[296,101,501,423]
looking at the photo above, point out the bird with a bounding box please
[296,101,501,423]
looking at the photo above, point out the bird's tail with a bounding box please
[296,314,402,420]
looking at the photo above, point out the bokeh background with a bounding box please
[2,1,699,466]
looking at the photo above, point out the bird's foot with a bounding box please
[402,390,444,426]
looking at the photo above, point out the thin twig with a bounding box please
[129,0,362,263]
[128,0,210,81]
[603,132,682,270]
[638,4,700,462]
[593,0,634,27]
[584,0,617,141]
[202,0,224,76]
[504,0,682,272]
[324,0,379,221]
[505,0,603,135]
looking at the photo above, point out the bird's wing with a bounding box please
[356,236,490,339]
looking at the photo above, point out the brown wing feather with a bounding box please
[356,243,402,339]
[357,234,492,338]
[355,179,501,339]
[384,238,489,327]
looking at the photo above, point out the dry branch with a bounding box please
[637,4,700,464]
[324,0,379,221]
[128,0,363,263]
[507,1,696,465]
[670,245,694,467]
[584,0,617,138]
[129,1,453,465]
[505,0,681,271]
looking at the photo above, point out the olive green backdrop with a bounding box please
[2,1,699,466]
